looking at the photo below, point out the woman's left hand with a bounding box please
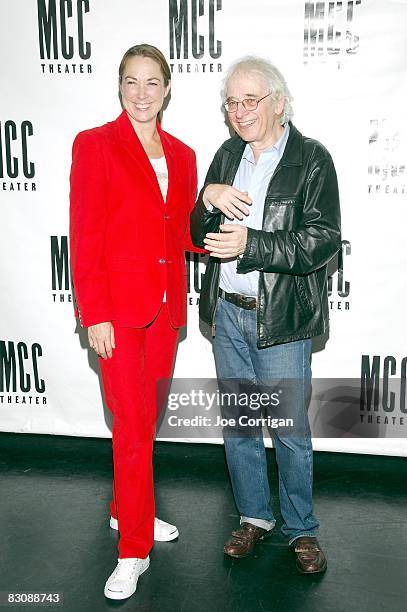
[88,322,115,359]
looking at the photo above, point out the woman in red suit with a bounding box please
[69,44,204,600]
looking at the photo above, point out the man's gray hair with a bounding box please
[221,56,293,125]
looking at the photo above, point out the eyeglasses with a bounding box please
[223,92,273,113]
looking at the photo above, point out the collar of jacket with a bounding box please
[115,108,171,147]
[221,121,303,167]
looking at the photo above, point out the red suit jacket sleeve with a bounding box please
[69,131,114,327]
[184,149,207,255]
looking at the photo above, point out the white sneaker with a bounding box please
[109,516,179,542]
[104,556,150,600]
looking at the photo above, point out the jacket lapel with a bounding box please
[114,110,164,203]
[157,122,178,208]
[222,137,246,185]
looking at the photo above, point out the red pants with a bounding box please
[99,304,178,558]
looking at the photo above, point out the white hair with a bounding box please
[221,55,293,125]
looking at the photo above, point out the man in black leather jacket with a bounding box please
[190,56,341,573]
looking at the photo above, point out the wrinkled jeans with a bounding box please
[213,297,319,544]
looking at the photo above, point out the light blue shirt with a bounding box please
[219,123,290,297]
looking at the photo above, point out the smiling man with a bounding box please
[191,56,341,573]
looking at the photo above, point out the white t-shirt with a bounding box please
[150,156,168,201]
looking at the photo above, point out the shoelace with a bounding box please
[113,559,143,581]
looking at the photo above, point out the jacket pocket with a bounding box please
[294,275,315,320]
[263,196,303,231]
[264,195,302,206]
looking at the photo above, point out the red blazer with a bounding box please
[69,110,205,329]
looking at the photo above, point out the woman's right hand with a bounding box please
[88,322,115,359]
[203,184,252,220]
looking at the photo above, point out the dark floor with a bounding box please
[0,433,406,612]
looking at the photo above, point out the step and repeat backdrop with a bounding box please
[1,1,406,455]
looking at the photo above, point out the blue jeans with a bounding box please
[213,297,319,544]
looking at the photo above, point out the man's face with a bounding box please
[225,71,284,148]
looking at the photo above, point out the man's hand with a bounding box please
[203,184,252,220]
[204,224,248,259]
[88,322,115,359]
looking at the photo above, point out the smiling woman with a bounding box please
[118,45,171,142]
[69,43,205,601]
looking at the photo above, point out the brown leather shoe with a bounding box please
[223,522,271,558]
[293,536,327,574]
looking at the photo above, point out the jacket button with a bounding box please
[159,258,166,264]
[164,214,170,220]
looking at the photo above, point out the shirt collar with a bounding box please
[242,122,290,164]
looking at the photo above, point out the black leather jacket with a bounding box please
[190,122,341,348]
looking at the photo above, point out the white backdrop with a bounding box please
[1,0,406,455]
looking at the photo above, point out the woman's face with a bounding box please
[120,55,170,125]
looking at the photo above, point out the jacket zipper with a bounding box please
[255,164,283,343]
